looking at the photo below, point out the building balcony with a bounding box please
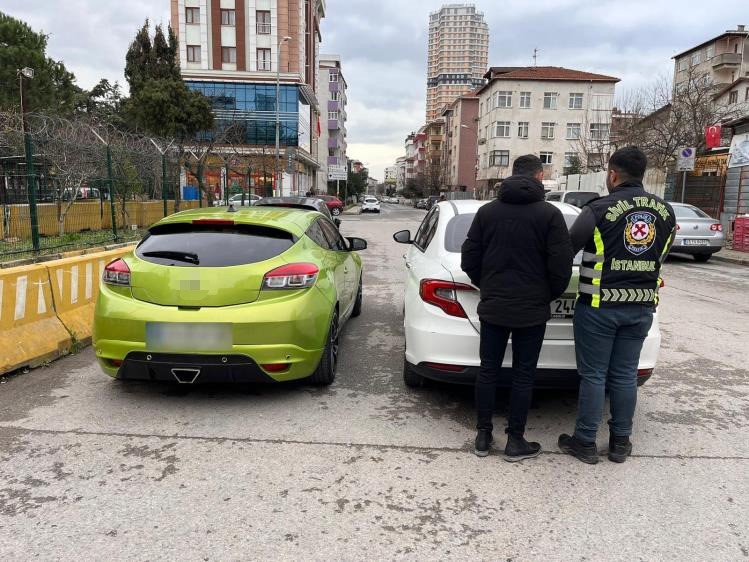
[329,82,340,93]
[712,53,742,70]
[328,100,340,112]
[328,120,339,130]
[328,156,339,166]
[328,137,339,149]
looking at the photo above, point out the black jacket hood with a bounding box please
[498,175,545,205]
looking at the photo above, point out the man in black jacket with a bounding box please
[461,155,573,461]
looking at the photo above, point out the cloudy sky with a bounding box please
[4,0,748,179]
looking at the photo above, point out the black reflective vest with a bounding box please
[578,184,676,308]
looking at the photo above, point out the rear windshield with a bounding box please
[136,223,295,267]
[564,192,599,208]
[673,205,709,218]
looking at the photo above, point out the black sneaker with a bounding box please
[474,430,493,457]
[608,435,632,463]
[503,435,542,463]
[558,433,599,464]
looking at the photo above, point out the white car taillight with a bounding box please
[419,279,475,318]
[103,258,131,286]
[263,263,319,290]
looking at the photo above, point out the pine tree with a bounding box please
[124,20,154,95]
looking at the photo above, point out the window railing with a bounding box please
[257,60,272,71]
[257,23,271,34]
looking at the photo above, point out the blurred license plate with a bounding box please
[683,239,709,246]
[551,298,575,318]
[146,323,232,352]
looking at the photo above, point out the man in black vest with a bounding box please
[462,155,573,461]
[559,146,676,464]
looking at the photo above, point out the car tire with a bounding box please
[403,357,425,388]
[309,310,339,386]
[331,207,342,216]
[694,254,711,263]
[352,276,363,317]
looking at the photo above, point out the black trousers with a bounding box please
[475,320,546,437]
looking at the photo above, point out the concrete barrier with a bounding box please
[46,246,135,346]
[0,264,72,374]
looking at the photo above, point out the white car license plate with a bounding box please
[551,298,575,318]
[683,239,709,246]
[146,323,232,352]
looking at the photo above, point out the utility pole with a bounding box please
[19,67,40,252]
[275,36,291,197]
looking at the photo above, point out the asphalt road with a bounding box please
[1,203,748,561]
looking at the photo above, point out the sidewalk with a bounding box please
[711,246,749,266]
[343,204,361,215]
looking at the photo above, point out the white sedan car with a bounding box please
[393,200,661,388]
[361,196,381,213]
[213,193,261,207]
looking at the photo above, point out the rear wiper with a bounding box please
[142,250,200,264]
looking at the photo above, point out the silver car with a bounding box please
[670,203,724,262]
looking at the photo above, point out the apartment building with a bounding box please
[171,0,326,195]
[442,94,479,191]
[316,54,348,190]
[673,25,749,90]
[395,157,407,191]
[475,66,619,188]
[384,166,397,185]
[426,4,489,122]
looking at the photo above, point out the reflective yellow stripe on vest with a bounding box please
[590,227,605,307]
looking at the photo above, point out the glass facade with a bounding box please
[186,81,301,146]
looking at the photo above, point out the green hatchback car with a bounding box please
[93,206,366,386]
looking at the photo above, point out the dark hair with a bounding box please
[608,146,647,180]
[512,154,543,177]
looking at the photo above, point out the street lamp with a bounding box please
[18,66,40,250]
[275,36,292,197]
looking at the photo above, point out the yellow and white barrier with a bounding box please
[0,245,135,375]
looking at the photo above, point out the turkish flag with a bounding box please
[316,116,321,137]
[705,124,722,149]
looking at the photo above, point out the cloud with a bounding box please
[3,0,747,180]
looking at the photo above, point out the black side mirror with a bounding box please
[393,230,413,244]
[334,218,342,228]
[347,237,367,251]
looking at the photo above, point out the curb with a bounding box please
[711,253,749,266]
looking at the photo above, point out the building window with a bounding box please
[745,87,749,101]
[566,123,581,139]
[222,47,237,64]
[494,90,512,108]
[729,90,738,104]
[540,152,553,165]
[331,91,339,101]
[543,92,558,109]
[494,121,510,138]
[328,111,339,120]
[489,150,509,167]
[691,51,701,66]
[569,93,584,109]
[186,45,201,63]
[221,9,236,26]
[517,122,529,138]
[589,123,610,140]
[256,48,271,71]
[564,152,579,167]
[678,58,687,72]
[541,122,555,139]
[257,10,271,34]
[185,7,200,24]
[706,45,715,60]
[519,91,531,108]
[329,73,339,82]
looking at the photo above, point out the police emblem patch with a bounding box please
[623,211,657,255]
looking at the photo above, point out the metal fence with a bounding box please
[0,112,202,262]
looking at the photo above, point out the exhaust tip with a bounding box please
[171,368,201,384]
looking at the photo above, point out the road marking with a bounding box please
[14,275,27,320]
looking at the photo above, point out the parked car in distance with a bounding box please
[61,187,101,201]
[255,197,341,228]
[361,196,381,213]
[545,190,600,208]
[416,199,428,209]
[93,206,367,386]
[316,195,345,216]
[392,199,662,389]
[669,203,724,262]
[426,195,441,210]
[214,193,261,207]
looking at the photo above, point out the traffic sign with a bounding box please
[676,147,696,172]
[328,165,347,181]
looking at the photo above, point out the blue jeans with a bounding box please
[573,301,654,444]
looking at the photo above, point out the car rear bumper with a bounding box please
[409,362,653,387]
[672,235,723,254]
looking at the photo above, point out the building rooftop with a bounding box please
[475,66,619,96]
[672,26,748,59]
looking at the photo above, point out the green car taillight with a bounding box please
[262,263,319,290]
[103,258,131,286]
